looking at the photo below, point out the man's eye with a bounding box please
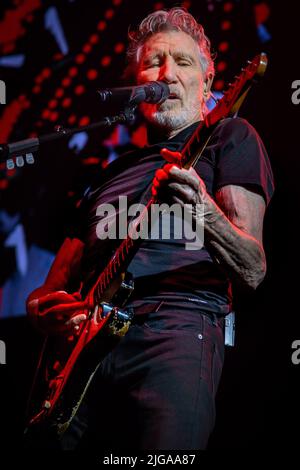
[146,62,159,68]
[178,61,191,66]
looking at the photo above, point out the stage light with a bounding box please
[48,99,57,109]
[75,85,85,95]
[114,43,125,54]
[101,56,111,67]
[218,41,229,52]
[75,54,86,64]
[87,69,98,80]
[42,109,50,119]
[221,20,232,31]
[79,116,90,127]
[83,44,92,53]
[61,77,71,87]
[55,88,64,98]
[62,97,71,108]
[105,9,115,19]
[49,111,58,121]
[224,2,233,13]
[97,21,107,31]
[214,79,224,91]
[217,61,227,72]
[89,34,99,45]
[68,114,77,125]
[32,85,41,94]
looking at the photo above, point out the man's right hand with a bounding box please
[27,290,89,336]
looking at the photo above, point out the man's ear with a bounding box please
[203,73,214,101]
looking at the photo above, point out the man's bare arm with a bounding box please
[27,237,85,303]
[26,237,87,334]
[153,151,267,290]
[204,184,266,290]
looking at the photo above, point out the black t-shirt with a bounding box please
[73,117,274,315]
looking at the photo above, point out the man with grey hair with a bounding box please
[125,7,215,133]
[26,7,274,450]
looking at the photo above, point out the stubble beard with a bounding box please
[142,99,202,132]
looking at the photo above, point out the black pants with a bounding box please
[60,298,225,451]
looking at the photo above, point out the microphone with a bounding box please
[97,81,170,106]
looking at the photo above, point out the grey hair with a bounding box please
[125,7,215,80]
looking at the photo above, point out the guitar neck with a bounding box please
[93,197,153,304]
[181,119,219,170]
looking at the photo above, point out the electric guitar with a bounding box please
[25,53,268,437]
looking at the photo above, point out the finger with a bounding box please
[154,168,169,183]
[27,298,40,322]
[162,163,180,175]
[161,148,182,166]
[168,182,198,204]
[65,313,87,327]
[153,177,159,189]
[38,292,83,310]
[171,195,185,207]
[152,182,170,198]
[37,309,87,333]
[151,185,158,197]
[168,166,200,191]
[27,298,39,312]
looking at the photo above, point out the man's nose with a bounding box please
[159,59,177,83]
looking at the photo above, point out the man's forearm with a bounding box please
[198,196,266,290]
[27,237,85,303]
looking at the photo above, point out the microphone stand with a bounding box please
[0,105,137,169]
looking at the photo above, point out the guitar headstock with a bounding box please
[206,53,268,126]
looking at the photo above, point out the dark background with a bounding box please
[0,0,299,452]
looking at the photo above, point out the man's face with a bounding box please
[137,30,208,132]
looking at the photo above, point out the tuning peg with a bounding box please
[25,153,35,164]
[6,159,15,170]
[16,155,25,167]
